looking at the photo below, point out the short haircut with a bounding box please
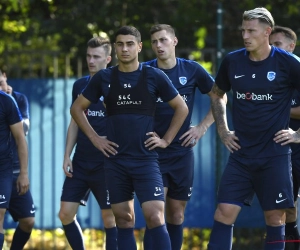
[243,7,275,29]
[149,24,176,36]
[271,26,297,43]
[114,26,141,43]
[87,36,112,56]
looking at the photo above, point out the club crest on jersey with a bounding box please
[267,71,276,81]
[179,77,187,85]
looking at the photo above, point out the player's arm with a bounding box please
[145,94,188,150]
[10,121,29,195]
[63,118,78,177]
[70,94,118,157]
[210,83,240,152]
[290,106,300,120]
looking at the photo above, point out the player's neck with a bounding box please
[157,57,176,70]
[249,44,271,61]
[118,61,139,72]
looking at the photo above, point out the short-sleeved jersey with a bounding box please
[216,46,300,158]
[82,64,179,161]
[71,75,107,162]
[289,90,300,159]
[0,91,22,164]
[144,58,214,155]
[10,91,30,172]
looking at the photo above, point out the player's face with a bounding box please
[86,46,111,75]
[114,35,142,65]
[6,85,12,95]
[241,19,271,52]
[0,76,8,93]
[151,30,177,61]
[269,32,294,53]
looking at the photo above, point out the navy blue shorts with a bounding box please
[61,159,110,209]
[292,157,300,201]
[159,150,194,201]
[8,174,35,221]
[104,159,164,205]
[217,154,294,210]
[0,161,13,209]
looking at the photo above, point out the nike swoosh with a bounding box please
[188,193,192,197]
[154,193,163,196]
[235,75,245,79]
[276,198,287,203]
[30,210,35,214]
[0,201,7,204]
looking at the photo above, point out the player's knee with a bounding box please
[19,217,35,232]
[214,203,240,224]
[264,210,285,226]
[166,209,184,224]
[114,211,134,227]
[58,209,75,224]
[145,211,165,229]
[285,208,297,223]
[102,210,116,228]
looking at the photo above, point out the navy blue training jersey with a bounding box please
[144,58,214,154]
[0,91,22,164]
[82,64,179,160]
[216,46,300,158]
[71,75,107,162]
[289,90,300,159]
[10,91,30,172]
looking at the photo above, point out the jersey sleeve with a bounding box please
[193,61,215,94]
[215,55,232,92]
[82,72,103,103]
[16,93,30,119]
[7,95,22,125]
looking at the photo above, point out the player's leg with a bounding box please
[208,155,253,250]
[59,161,89,250]
[90,166,117,250]
[9,175,35,250]
[285,159,300,250]
[256,154,294,250]
[111,200,136,250]
[164,150,194,250]
[135,161,171,250]
[0,208,6,248]
[104,160,136,250]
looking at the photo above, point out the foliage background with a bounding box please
[1,0,300,78]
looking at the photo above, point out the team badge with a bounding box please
[267,71,276,81]
[100,96,104,101]
[179,77,187,85]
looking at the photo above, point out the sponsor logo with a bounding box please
[181,95,188,102]
[292,99,297,105]
[30,210,35,214]
[85,109,105,117]
[154,193,163,196]
[234,75,245,79]
[179,77,187,85]
[0,201,7,204]
[236,91,273,101]
[117,94,142,105]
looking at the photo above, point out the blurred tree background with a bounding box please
[1,0,300,78]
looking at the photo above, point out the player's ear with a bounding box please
[174,37,178,46]
[107,56,112,64]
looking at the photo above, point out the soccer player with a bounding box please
[270,26,300,250]
[143,24,215,250]
[70,26,189,250]
[208,7,300,250]
[58,37,117,250]
[0,74,29,249]
[4,82,35,250]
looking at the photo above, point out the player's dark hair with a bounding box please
[271,26,297,43]
[114,26,141,43]
[149,24,176,36]
[87,36,112,56]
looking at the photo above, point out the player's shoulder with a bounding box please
[73,75,90,86]
[12,91,27,101]
[272,46,300,63]
[0,90,17,106]
[142,59,157,67]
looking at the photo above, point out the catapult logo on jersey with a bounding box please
[236,92,273,101]
[85,109,105,117]
[117,94,142,105]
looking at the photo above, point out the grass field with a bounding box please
[3,227,265,250]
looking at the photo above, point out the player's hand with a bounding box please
[63,157,73,177]
[179,125,207,147]
[274,128,300,145]
[145,132,169,150]
[220,130,240,153]
[16,173,30,195]
[90,136,119,157]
